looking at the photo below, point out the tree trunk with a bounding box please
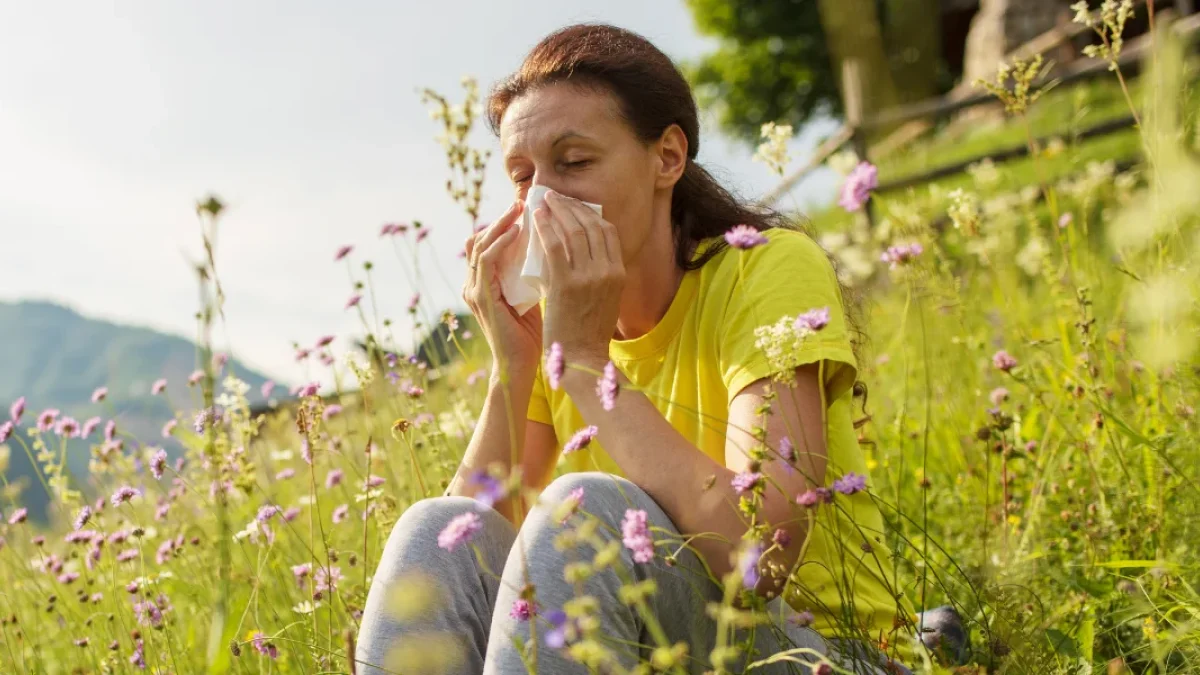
[884,0,943,104]
[818,0,900,123]
[962,0,1071,85]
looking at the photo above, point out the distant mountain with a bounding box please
[0,300,276,523]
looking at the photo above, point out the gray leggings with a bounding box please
[355,472,910,674]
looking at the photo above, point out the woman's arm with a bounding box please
[560,358,825,589]
[444,368,559,524]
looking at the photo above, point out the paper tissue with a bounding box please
[498,185,603,315]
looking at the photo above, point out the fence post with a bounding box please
[842,59,876,228]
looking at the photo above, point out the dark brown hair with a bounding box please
[486,23,868,403]
[485,23,795,271]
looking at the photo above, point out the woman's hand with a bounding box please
[533,191,625,366]
[463,200,544,377]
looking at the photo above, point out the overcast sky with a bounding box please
[0,1,838,387]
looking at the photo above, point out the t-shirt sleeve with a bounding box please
[720,230,858,405]
[527,363,553,425]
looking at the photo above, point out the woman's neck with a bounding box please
[613,217,685,341]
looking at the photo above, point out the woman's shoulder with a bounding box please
[700,227,833,279]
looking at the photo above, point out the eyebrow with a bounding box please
[504,130,595,165]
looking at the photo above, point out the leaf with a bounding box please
[1078,610,1094,663]
[1046,628,1080,658]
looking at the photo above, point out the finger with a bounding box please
[533,204,571,280]
[557,195,607,264]
[477,225,519,270]
[546,192,592,264]
[598,218,622,266]
[473,200,523,261]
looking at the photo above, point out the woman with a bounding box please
[357,23,917,675]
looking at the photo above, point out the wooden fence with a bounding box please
[760,8,1200,212]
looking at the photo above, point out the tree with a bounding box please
[684,0,944,145]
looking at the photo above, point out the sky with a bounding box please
[0,0,839,387]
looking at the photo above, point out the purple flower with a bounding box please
[416,228,429,243]
[796,488,833,507]
[880,243,924,269]
[437,512,482,551]
[161,420,177,438]
[65,529,99,544]
[297,382,320,398]
[111,485,141,507]
[406,384,425,398]
[58,571,80,584]
[81,416,101,438]
[9,397,24,423]
[256,505,280,523]
[993,350,1018,372]
[381,222,407,236]
[36,408,59,432]
[151,379,167,395]
[989,387,1009,406]
[740,543,763,588]
[91,386,108,403]
[544,609,578,649]
[468,471,507,509]
[133,599,163,628]
[301,438,312,465]
[187,369,204,386]
[322,404,343,420]
[54,416,80,437]
[74,506,92,530]
[261,380,275,399]
[731,471,763,495]
[794,307,831,332]
[117,550,138,564]
[7,507,27,525]
[291,562,312,587]
[295,347,311,362]
[838,161,878,212]
[334,245,353,261]
[621,509,654,563]
[149,448,168,480]
[283,506,301,522]
[724,224,769,249]
[130,639,146,669]
[332,504,349,524]
[314,565,342,598]
[790,609,815,627]
[778,437,796,471]
[325,469,343,489]
[0,421,11,444]
[563,425,599,454]
[772,528,792,549]
[558,486,585,524]
[596,361,620,411]
[276,468,296,481]
[193,407,221,433]
[315,335,334,348]
[104,419,117,442]
[346,294,363,310]
[546,342,565,391]
[250,631,279,659]
[509,599,537,622]
[365,475,385,488]
[832,472,867,495]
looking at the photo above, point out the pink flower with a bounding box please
[297,382,320,398]
[563,426,598,454]
[292,563,312,586]
[880,243,923,269]
[772,528,792,549]
[104,419,117,442]
[794,307,831,332]
[0,421,12,444]
[790,609,815,627]
[91,387,108,403]
[7,507,28,525]
[149,448,168,479]
[322,404,343,420]
[724,224,768,249]
[325,469,343,489]
[283,507,301,522]
[408,293,420,312]
[261,380,275,399]
[295,347,311,362]
[838,161,878,212]
[334,245,353,261]
[250,631,279,659]
[110,485,141,507]
[213,353,228,371]
[74,506,92,530]
[993,350,1018,372]
[365,475,385,488]
[558,487,585,524]
[596,361,620,411]
[509,599,537,621]
[989,387,1009,406]
[161,420,177,438]
[315,335,334,348]
[36,409,59,432]
[81,417,101,438]
[58,571,80,584]
[117,549,138,563]
[314,565,342,598]
[546,342,565,390]
[276,468,296,481]
[621,509,654,563]
[416,228,429,242]
[151,379,167,395]
[187,370,204,386]
[832,472,867,495]
[54,416,80,438]
[346,294,363,310]
[437,512,482,551]
[1058,213,1074,228]
[332,504,349,523]
[731,471,763,495]
[9,397,24,423]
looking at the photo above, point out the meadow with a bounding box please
[1,13,1198,675]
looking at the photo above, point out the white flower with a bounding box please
[752,121,793,176]
[753,315,819,378]
[293,601,318,614]
[1015,236,1050,276]
[269,449,294,462]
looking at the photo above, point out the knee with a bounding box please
[383,496,508,557]
[538,472,640,511]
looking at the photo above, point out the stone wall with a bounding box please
[962,0,1072,83]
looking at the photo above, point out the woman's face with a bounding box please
[500,82,679,264]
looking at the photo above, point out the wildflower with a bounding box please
[9,396,24,423]
[739,543,764,588]
[365,475,385,488]
[832,472,867,495]
[752,121,793,176]
[161,420,177,438]
[301,439,312,465]
[146,448,168,480]
[438,512,482,551]
[325,469,343,489]
[92,386,108,403]
[276,468,295,481]
[57,571,81,585]
[292,563,312,586]
[334,245,353,261]
[104,419,117,442]
[546,342,565,390]
[293,601,316,614]
[563,425,599,454]
[1058,212,1074,228]
[53,416,80,437]
[261,380,275,398]
[724,224,768,249]
[794,307,830,332]
[151,379,167,395]
[250,631,280,659]
[790,609,815,627]
[283,507,301,522]
[314,565,342,598]
[66,529,99,543]
[117,549,138,563]
[295,347,311,361]
[947,189,981,233]
[1024,440,1038,453]
[74,637,89,647]
[880,243,924,269]
[509,599,537,622]
[838,162,878,212]
[596,361,620,411]
[408,293,420,312]
[37,408,59,432]
[111,486,141,507]
[556,486,586,524]
[731,471,763,495]
[187,370,204,386]
[297,382,320,398]
[74,506,92,530]
[256,505,280,523]
[346,293,363,310]
[544,609,579,649]
[130,639,146,668]
[796,488,833,507]
[322,404,343,420]
[332,504,349,524]
[193,407,221,433]
[772,528,792,549]
[133,599,163,628]
[80,416,101,438]
[8,507,28,525]
[993,350,1018,372]
[621,509,654,563]
[778,437,796,472]
[416,228,429,242]
[212,353,228,370]
[0,421,11,443]
[468,470,507,509]
[405,384,424,398]
[989,387,1009,406]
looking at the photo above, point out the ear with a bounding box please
[652,123,688,190]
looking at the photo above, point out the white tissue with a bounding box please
[498,185,603,316]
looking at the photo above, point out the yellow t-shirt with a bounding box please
[527,227,914,657]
